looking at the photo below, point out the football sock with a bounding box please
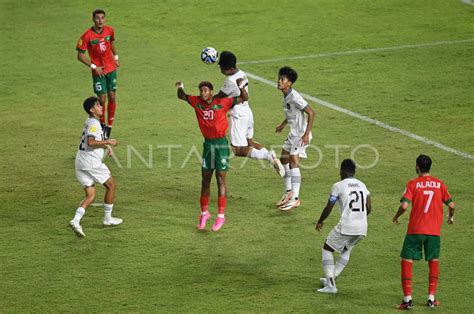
[217,214,225,218]
[200,196,210,213]
[107,100,116,126]
[428,260,439,298]
[73,207,85,223]
[334,249,351,278]
[104,203,114,219]
[218,196,226,215]
[322,249,336,287]
[401,260,413,301]
[100,111,106,125]
[283,164,292,192]
[290,167,301,199]
[249,147,270,160]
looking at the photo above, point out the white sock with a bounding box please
[250,147,270,160]
[283,163,292,192]
[404,296,412,302]
[428,294,435,302]
[290,167,301,199]
[334,249,351,278]
[201,211,209,216]
[322,249,336,287]
[104,203,114,219]
[73,207,85,223]
[217,214,225,218]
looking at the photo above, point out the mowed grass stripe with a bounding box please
[245,71,474,160]
[239,38,474,65]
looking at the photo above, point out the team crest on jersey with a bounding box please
[89,125,97,133]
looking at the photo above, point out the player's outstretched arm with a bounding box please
[315,201,336,231]
[393,201,409,224]
[111,41,120,67]
[235,78,248,103]
[366,195,372,216]
[447,201,455,224]
[176,81,188,101]
[87,137,118,149]
[301,105,315,146]
[275,119,288,133]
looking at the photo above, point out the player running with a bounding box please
[175,78,248,231]
[69,96,122,237]
[214,51,285,177]
[76,8,120,139]
[393,154,455,310]
[275,66,315,211]
[315,159,372,294]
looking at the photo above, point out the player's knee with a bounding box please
[104,177,116,191]
[85,188,96,201]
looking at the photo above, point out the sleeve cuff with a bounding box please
[400,197,411,203]
[444,198,453,205]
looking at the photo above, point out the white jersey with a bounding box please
[221,69,250,116]
[75,117,105,170]
[283,89,309,138]
[329,177,370,236]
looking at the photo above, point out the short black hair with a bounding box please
[340,159,356,176]
[218,51,237,70]
[278,66,298,83]
[198,81,214,91]
[83,96,99,114]
[416,154,432,173]
[92,8,106,18]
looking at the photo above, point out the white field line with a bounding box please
[245,72,474,160]
[462,0,474,6]
[239,39,474,65]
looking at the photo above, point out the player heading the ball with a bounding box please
[213,51,285,177]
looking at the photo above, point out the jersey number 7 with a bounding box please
[423,190,434,213]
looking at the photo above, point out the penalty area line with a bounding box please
[245,71,474,161]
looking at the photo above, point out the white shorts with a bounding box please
[229,107,254,147]
[325,227,365,253]
[75,163,111,187]
[282,134,312,158]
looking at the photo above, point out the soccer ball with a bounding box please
[201,47,218,64]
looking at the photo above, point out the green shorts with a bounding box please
[202,137,230,172]
[400,234,440,261]
[92,70,117,95]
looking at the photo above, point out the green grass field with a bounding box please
[1,0,473,312]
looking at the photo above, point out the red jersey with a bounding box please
[76,26,116,75]
[187,95,237,139]
[401,175,452,236]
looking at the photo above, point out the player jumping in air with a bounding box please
[175,79,248,231]
[69,96,123,237]
[213,51,285,177]
[315,159,372,294]
[393,154,455,310]
[275,66,315,211]
[77,8,120,139]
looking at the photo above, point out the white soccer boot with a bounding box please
[69,220,86,237]
[269,150,285,177]
[317,285,338,294]
[103,216,123,226]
